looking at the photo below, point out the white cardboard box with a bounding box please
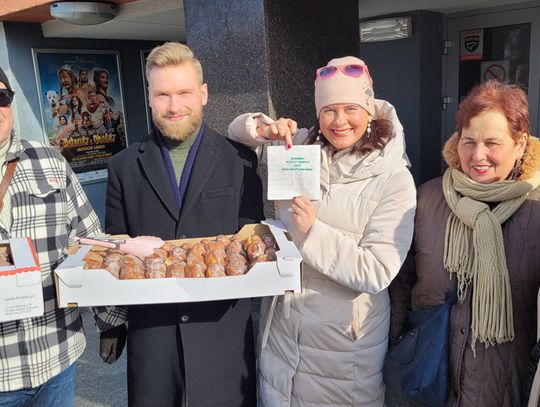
[55,220,302,307]
[0,238,44,322]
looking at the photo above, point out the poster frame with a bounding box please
[31,48,129,182]
[140,49,152,133]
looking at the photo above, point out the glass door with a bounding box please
[443,5,540,144]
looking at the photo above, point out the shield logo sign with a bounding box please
[460,29,484,61]
[465,35,479,53]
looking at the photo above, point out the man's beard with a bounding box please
[152,109,203,141]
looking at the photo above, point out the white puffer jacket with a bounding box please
[228,99,416,407]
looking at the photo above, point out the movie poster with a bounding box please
[32,49,128,177]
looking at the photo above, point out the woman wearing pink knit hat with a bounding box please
[228,56,416,406]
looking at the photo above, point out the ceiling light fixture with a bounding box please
[360,17,412,43]
[50,2,117,26]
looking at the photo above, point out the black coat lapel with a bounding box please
[138,129,180,221]
[178,127,219,226]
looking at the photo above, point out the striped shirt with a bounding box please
[0,133,127,391]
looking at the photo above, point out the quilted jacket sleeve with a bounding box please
[227,112,309,162]
[300,170,416,294]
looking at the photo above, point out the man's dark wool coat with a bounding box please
[105,125,264,406]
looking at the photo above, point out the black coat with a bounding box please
[105,125,263,407]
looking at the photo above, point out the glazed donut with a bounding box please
[216,235,232,246]
[119,254,145,279]
[181,242,193,251]
[204,240,226,252]
[206,263,226,278]
[262,235,278,250]
[245,240,267,261]
[83,251,104,270]
[145,260,166,279]
[159,242,175,253]
[225,258,248,276]
[184,261,206,278]
[190,242,207,256]
[166,261,186,278]
[103,252,123,278]
[169,246,187,260]
[226,240,246,257]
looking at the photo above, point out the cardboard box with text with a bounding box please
[0,238,43,322]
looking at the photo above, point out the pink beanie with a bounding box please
[314,56,374,117]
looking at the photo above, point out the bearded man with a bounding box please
[57,65,87,104]
[102,42,263,407]
[78,68,91,90]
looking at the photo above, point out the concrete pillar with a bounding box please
[184,0,359,218]
[183,0,359,133]
[183,0,270,133]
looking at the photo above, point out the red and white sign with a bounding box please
[460,29,484,61]
[480,60,510,83]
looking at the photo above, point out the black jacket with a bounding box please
[106,125,263,240]
[105,125,263,407]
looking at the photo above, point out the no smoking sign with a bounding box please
[480,60,510,83]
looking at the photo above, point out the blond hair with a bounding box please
[145,42,204,84]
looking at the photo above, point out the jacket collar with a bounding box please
[6,131,24,162]
[137,125,221,225]
[138,128,181,221]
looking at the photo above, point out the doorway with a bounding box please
[443,4,540,143]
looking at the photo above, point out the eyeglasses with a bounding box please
[0,89,14,107]
[315,64,373,85]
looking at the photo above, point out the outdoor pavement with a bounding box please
[73,301,262,407]
[75,308,127,407]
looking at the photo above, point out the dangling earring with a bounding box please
[511,158,524,179]
[516,158,523,178]
[316,128,322,141]
[366,117,372,138]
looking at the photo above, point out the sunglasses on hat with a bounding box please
[316,64,373,85]
[0,89,14,107]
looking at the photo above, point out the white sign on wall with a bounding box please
[480,60,510,83]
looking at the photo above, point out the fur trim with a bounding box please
[443,132,460,171]
[442,133,540,180]
[520,136,540,180]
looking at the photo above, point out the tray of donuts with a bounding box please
[54,220,302,307]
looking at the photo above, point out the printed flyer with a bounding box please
[267,145,321,200]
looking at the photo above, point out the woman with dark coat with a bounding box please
[389,80,540,407]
